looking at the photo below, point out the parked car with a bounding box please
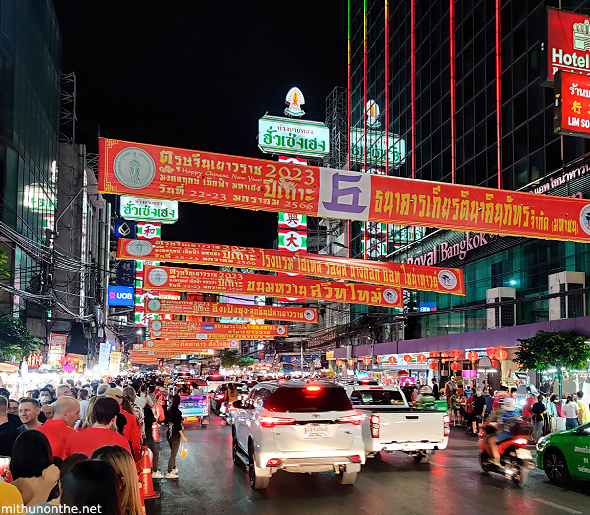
[231,380,365,489]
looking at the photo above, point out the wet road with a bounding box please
[145,415,590,515]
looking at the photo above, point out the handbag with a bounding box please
[181,440,188,458]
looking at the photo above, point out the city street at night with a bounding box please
[147,414,590,515]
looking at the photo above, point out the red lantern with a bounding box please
[417,354,427,363]
[403,354,413,363]
[429,362,439,370]
[451,361,461,371]
[388,356,397,364]
[336,359,343,367]
[347,359,354,366]
[363,357,372,366]
[398,370,409,377]
[376,356,382,363]
[429,351,439,358]
[497,349,508,361]
[468,351,479,362]
[450,350,461,359]
[486,347,496,358]
[491,359,498,368]
[440,352,449,358]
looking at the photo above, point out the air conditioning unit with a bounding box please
[549,271,586,321]
[486,287,516,329]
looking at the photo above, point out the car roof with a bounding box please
[254,380,343,389]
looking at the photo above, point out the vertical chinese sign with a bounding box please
[48,334,67,366]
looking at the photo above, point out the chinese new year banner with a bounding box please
[144,299,319,323]
[149,320,288,337]
[142,265,403,308]
[100,138,590,242]
[118,238,465,295]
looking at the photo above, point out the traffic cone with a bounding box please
[138,482,146,514]
[152,422,161,442]
[139,446,160,499]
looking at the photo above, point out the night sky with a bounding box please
[52,1,348,248]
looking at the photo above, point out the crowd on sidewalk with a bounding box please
[0,375,184,514]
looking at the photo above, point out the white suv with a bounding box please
[231,380,366,489]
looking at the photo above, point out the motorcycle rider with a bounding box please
[415,385,436,408]
[487,396,520,467]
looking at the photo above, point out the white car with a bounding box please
[231,380,366,489]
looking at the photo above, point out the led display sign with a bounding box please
[107,285,135,306]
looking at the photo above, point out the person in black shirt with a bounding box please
[431,379,440,400]
[531,394,547,442]
[0,396,18,457]
[471,387,487,436]
[166,394,187,479]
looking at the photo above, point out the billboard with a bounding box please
[258,115,329,158]
[136,222,161,240]
[554,70,590,139]
[142,265,403,308]
[48,333,67,365]
[107,286,135,306]
[350,128,406,168]
[546,8,590,84]
[120,195,178,223]
[149,320,287,337]
[145,299,319,323]
[117,238,465,295]
[100,138,590,243]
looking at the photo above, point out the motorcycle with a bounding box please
[478,421,535,486]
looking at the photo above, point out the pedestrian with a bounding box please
[41,405,54,421]
[531,394,546,442]
[60,461,122,515]
[483,389,494,419]
[36,397,80,460]
[471,387,486,435]
[564,395,579,430]
[10,430,60,506]
[104,388,141,465]
[166,394,187,479]
[67,397,132,457]
[39,388,53,407]
[77,389,89,421]
[17,398,43,433]
[8,399,19,417]
[522,392,535,422]
[431,378,440,400]
[54,384,72,400]
[0,395,18,457]
[91,446,143,515]
[576,391,590,425]
[143,398,162,478]
[122,386,145,440]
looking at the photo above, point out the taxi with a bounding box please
[536,422,590,483]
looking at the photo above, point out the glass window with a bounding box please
[264,387,352,413]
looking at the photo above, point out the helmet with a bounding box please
[500,396,516,411]
[420,386,433,395]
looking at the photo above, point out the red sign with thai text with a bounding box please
[555,70,590,138]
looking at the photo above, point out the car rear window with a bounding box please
[264,387,352,412]
[350,389,406,406]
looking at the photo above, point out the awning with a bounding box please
[0,362,19,373]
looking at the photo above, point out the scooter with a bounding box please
[478,422,535,486]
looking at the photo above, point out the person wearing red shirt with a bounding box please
[36,397,79,459]
[522,394,535,420]
[104,388,141,463]
[67,397,131,457]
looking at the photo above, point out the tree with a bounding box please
[0,315,41,360]
[0,249,9,277]
[514,330,590,397]
[235,356,254,368]
[219,349,239,369]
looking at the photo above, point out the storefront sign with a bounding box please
[546,8,590,83]
[529,159,590,194]
[555,70,590,139]
[108,286,134,306]
[109,352,121,373]
[48,334,67,365]
[403,232,497,266]
[350,128,406,168]
[98,341,111,370]
[119,195,178,223]
[308,327,342,348]
[145,299,318,323]
[100,138,590,242]
[137,222,161,240]
[148,320,288,337]
[117,239,465,295]
[142,265,403,308]
[281,354,321,366]
[258,116,329,158]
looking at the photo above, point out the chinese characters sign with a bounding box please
[120,195,178,223]
[555,70,590,138]
[144,299,318,323]
[117,239,465,295]
[142,265,403,308]
[100,138,590,242]
[546,8,590,83]
[258,116,330,158]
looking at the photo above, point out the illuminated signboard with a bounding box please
[107,286,135,306]
[350,128,406,168]
[137,222,161,240]
[546,8,590,84]
[555,70,590,138]
[24,184,56,213]
[120,196,179,223]
[258,115,329,158]
[284,87,305,117]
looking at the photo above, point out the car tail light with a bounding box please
[443,414,450,437]
[349,455,362,463]
[514,438,528,446]
[443,415,450,424]
[258,416,296,428]
[306,385,321,391]
[337,413,363,425]
[369,387,383,389]
[370,414,380,438]
[266,458,283,467]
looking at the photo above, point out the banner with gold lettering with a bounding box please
[100,138,590,242]
[142,265,403,308]
[148,320,288,338]
[119,239,465,295]
[144,299,319,323]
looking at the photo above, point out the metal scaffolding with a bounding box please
[325,86,348,170]
[60,72,77,144]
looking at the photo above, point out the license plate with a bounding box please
[185,416,197,421]
[304,424,328,438]
[516,448,532,460]
[402,443,417,451]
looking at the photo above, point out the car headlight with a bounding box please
[536,435,549,452]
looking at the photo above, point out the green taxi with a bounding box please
[536,422,590,483]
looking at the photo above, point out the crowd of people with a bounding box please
[0,375,184,514]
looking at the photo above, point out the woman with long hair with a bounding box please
[122,387,145,441]
[10,431,60,506]
[61,460,121,515]
[166,394,187,479]
[77,389,90,422]
[81,396,98,429]
[564,395,579,430]
[91,446,142,515]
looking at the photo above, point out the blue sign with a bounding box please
[116,260,135,286]
[417,302,437,312]
[108,286,134,306]
[200,324,215,331]
[114,219,136,239]
[281,355,321,366]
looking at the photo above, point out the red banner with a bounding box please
[144,299,319,323]
[118,238,465,295]
[99,138,590,242]
[149,320,287,337]
[134,340,237,351]
[142,265,403,308]
[555,70,590,139]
